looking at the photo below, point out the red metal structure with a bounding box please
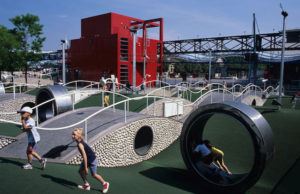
[68,12,163,86]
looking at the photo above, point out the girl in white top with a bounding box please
[18,106,47,170]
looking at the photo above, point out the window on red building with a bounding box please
[120,64,129,84]
[120,38,129,61]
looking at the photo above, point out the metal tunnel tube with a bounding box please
[180,101,274,193]
[36,85,72,122]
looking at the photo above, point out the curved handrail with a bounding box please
[0,80,279,116]
[62,79,273,99]
[63,80,98,87]
[0,85,130,115]
[2,86,259,127]
[0,95,179,131]
[136,79,171,89]
[3,83,48,95]
[0,82,280,142]
[189,84,278,108]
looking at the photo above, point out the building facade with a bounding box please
[68,12,163,86]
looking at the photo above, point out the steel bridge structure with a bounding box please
[161,30,300,83]
[162,31,300,54]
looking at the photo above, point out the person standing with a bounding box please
[103,83,110,107]
[18,106,47,170]
[72,128,110,193]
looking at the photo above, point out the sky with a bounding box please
[1,0,299,51]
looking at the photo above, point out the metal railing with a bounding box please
[0,79,280,144]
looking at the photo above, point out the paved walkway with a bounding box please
[0,107,146,163]
[0,93,33,102]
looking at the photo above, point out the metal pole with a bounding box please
[143,25,147,81]
[13,81,15,99]
[176,101,179,120]
[223,89,225,102]
[84,120,88,143]
[72,93,75,111]
[62,41,66,84]
[102,91,104,107]
[36,108,39,126]
[279,10,288,103]
[132,31,137,92]
[252,13,258,84]
[124,102,127,123]
[113,79,115,112]
[153,97,156,116]
[147,96,149,112]
[209,49,212,83]
[127,100,129,113]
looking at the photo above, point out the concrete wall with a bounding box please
[67,117,182,167]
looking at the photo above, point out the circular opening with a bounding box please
[134,126,153,156]
[181,102,274,193]
[36,90,55,122]
[188,112,255,186]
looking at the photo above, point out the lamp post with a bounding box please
[61,40,66,84]
[208,49,212,83]
[278,6,288,103]
[129,29,137,92]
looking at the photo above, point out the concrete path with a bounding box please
[0,93,33,102]
[0,107,146,163]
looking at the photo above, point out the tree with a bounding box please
[0,25,21,78]
[10,13,45,83]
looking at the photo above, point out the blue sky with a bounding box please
[1,0,299,51]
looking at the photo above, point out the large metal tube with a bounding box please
[36,85,72,122]
[180,101,274,193]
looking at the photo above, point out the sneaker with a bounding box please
[40,158,47,170]
[103,182,109,193]
[78,184,91,191]
[22,163,33,170]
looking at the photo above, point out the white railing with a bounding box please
[0,95,179,143]
[3,83,48,99]
[0,78,279,115]
[0,80,280,143]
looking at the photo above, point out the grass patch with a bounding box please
[0,109,299,193]
[0,123,22,137]
[264,96,294,109]
[75,93,154,112]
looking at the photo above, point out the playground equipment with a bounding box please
[180,101,274,193]
[36,85,72,122]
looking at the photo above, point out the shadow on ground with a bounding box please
[0,157,24,167]
[41,174,77,189]
[41,174,100,192]
[140,167,210,194]
[43,145,69,159]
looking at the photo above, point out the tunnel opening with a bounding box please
[134,126,153,156]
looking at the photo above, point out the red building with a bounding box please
[68,12,163,86]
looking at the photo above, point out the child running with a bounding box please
[72,128,110,193]
[18,106,47,170]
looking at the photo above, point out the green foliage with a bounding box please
[0,25,21,72]
[9,13,45,82]
[10,14,45,53]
